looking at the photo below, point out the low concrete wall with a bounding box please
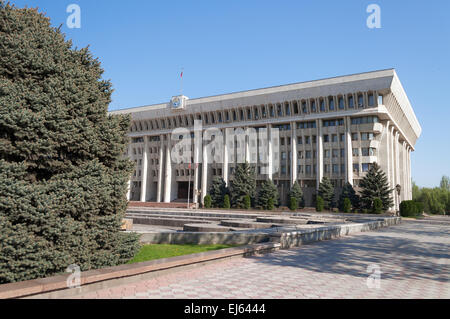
[271,217,401,249]
[0,242,280,299]
[139,232,271,245]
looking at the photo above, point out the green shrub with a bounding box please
[223,194,231,209]
[316,196,324,212]
[289,197,298,211]
[267,197,274,211]
[373,198,383,214]
[343,198,352,213]
[204,195,212,209]
[243,195,251,210]
[400,200,423,217]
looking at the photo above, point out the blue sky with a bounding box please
[9,0,450,188]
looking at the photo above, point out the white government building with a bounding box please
[110,69,421,210]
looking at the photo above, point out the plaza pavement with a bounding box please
[73,219,449,299]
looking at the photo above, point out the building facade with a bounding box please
[110,69,421,210]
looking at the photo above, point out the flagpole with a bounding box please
[180,68,184,97]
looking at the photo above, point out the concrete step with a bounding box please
[129,216,211,228]
[256,216,309,225]
[220,220,274,229]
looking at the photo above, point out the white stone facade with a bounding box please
[110,69,421,209]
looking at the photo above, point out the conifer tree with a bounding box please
[338,182,360,211]
[359,162,394,211]
[256,179,279,210]
[230,162,256,209]
[289,181,303,209]
[208,176,228,208]
[318,177,334,210]
[0,2,140,283]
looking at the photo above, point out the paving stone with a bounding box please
[72,221,449,299]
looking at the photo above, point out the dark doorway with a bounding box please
[177,182,193,200]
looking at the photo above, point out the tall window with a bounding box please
[311,100,316,112]
[368,93,375,106]
[348,95,354,108]
[329,97,335,111]
[358,94,364,108]
[285,103,291,116]
[338,97,345,110]
[320,99,325,112]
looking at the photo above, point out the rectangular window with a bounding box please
[340,134,345,142]
[298,136,303,144]
[324,164,330,173]
[340,148,345,157]
[351,133,359,141]
[332,149,338,158]
[306,151,312,159]
[362,163,370,172]
[311,100,316,112]
[306,165,311,174]
[353,164,359,172]
[324,135,329,143]
[333,164,339,174]
[325,150,330,158]
[341,164,345,173]
[362,148,369,156]
[352,148,359,156]
[332,134,338,143]
[305,136,310,144]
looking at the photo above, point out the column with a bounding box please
[245,127,250,163]
[156,135,164,203]
[394,131,400,210]
[390,126,396,189]
[201,136,208,205]
[408,147,412,200]
[316,119,323,189]
[164,134,172,203]
[223,129,229,186]
[344,117,353,185]
[267,124,273,180]
[290,121,297,186]
[140,137,149,202]
[385,122,391,188]
[193,131,200,205]
[126,143,132,201]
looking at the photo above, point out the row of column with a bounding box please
[387,123,413,210]
[129,119,412,208]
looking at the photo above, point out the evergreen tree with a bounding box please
[256,179,279,210]
[223,194,231,209]
[230,162,256,209]
[0,2,140,283]
[338,182,360,211]
[289,181,303,209]
[342,198,352,213]
[316,196,324,212]
[203,195,212,209]
[208,176,228,208]
[359,162,394,211]
[318,177,334,210]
